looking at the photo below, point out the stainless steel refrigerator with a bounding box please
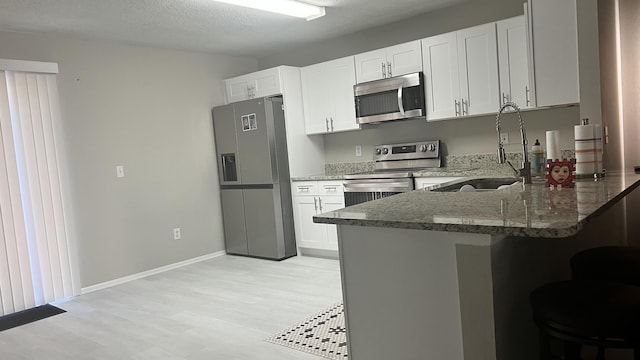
[212,96,296,260]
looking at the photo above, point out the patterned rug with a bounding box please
[265,303,348,359]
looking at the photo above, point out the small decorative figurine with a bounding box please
[545,159,576,188]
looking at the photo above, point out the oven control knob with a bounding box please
[427,143,436,152]
[375,148,382,155]
[382,147,389,155]
[419,144,428,152]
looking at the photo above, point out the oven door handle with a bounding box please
[343,180,414,193]
[397,86,405,115]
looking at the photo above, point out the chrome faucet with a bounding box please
[496,102,532,184]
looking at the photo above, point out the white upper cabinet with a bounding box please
[301,56,359,135]
[527,0,579,107]
[422,23,500,121]
[354,41,422,83]
[422,32,460,120]
[457,23,500,117]
[497,16,535,109]
[225,67,282,103]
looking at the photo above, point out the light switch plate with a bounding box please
[500,132,509,144]
[355,145,362,157]
[116,165,125,178]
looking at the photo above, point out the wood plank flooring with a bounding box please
[0,255,343,359]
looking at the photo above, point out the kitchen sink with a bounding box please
[430,177,521,192]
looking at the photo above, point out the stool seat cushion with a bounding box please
[571,246,640,287]
[530,280,640,340]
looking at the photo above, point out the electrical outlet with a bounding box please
[355,145,362,157]
[500,132,509,144]
[173,227,181,240]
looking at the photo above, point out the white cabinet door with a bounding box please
[528,0,579,107]
[225,75,251,103]
[328,57,358,133]
[319,196,344,250]
[251,67,282,99]
[302,57,358,135]
[301,62,332,134]
[422,32,460,121]
[497,16,535,109]
[386,41,423,78]
[457,23,500,116]
[354,48,387,83]
[354,41,423,83]
[294,195,327,249]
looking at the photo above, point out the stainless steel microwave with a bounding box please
[354,72,426,124]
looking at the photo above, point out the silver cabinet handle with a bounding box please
[330,117,334,131]
[502,92,509,105]
[461,99,468,115]
[318,197,323,212]
[397,86,405,115]
[454,100,460,116]
[525,86,531,106]
[382,62,386,78]
[325,118,329,132]
[314,197,318,211]
[387,61,392,77]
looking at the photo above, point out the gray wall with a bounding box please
[0,30,259,287]
[259,0,601,163]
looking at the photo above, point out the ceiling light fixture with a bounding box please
[214,0,326,21]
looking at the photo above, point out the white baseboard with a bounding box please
[81,250,226,295]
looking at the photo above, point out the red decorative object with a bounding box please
[545,159,576,188]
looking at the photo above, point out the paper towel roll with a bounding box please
[574,124,602,175]
[546,130,561,161]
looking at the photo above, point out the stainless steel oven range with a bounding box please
[343,140,441,206]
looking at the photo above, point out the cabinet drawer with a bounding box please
[294,181,318,195]
[320,181,344,196]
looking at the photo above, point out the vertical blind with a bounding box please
[0,70,77,316]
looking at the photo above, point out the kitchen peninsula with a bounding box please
[314,173,640,360]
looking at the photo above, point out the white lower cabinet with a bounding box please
[292,181,344,252]
[414,177,463,190]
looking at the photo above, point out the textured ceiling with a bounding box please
[0,0,465,57]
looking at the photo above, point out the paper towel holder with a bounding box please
[574,117,606,180]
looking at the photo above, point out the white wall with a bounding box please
[0,30,258,287]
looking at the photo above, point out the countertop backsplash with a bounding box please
[323,150,575,176]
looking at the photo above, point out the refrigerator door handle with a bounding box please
[314,197,318,212]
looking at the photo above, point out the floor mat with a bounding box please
[265,303,348,359]
[0,304,66,332]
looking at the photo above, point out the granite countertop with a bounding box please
[291,174,344,181]
[313,172,640,238]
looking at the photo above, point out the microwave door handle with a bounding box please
[397,86,405,115]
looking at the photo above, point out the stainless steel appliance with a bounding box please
[354,72,426,124]
[343,140,441,206]
[212,96,296,260]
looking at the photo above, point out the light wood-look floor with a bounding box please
[0,255,343,359]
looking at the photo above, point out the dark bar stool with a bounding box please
[530,280,640,360]
[570,246,640,287]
